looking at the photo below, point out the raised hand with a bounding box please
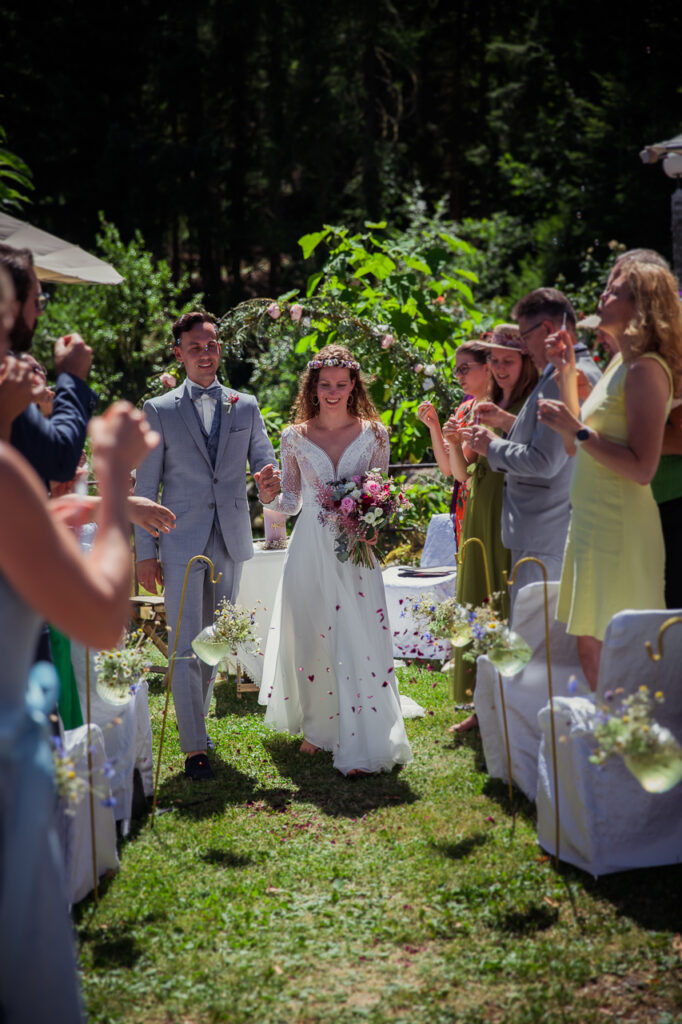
[417,401,440,430]
[442,414,462,444]
[476,400,516,432]
[54,332,93,380]
[0,354,35,438]
[461,423,495,456]
[544,328,575,372]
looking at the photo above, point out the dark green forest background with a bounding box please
[2,0,681,309]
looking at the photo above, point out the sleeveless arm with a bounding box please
[262,429,302,515]
[370,424,390,473]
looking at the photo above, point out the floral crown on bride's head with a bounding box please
[307,357,361,371]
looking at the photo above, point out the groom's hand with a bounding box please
[254,463,281,504]
[137,557,163,594]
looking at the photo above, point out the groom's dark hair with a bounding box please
[171,311,217,348]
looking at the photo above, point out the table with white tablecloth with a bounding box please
[230,543,287,684]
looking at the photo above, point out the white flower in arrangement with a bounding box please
[422,377,435,392]
[424,364,437,376]
[362,507,384,527]
[192,598,259,667]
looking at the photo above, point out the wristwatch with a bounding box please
[575,427,591,444]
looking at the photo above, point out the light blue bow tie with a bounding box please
[191,384,222,401]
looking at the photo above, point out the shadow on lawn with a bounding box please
[581,864,682,932]
[432,832,489,861]
[213,677,264,719]
[262,735,418,818]
[155,753,263,820]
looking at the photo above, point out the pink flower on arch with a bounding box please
[380,333,394,349]
[160,372,177,389]
[267,303,281,320]
[290,303,303,322]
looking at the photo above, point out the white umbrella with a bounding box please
[0,211,124,285]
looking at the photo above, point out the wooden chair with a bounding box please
[129,594,168,675]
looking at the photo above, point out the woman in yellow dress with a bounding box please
[537,256,682,689]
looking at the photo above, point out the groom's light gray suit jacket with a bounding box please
[134,377,276,565]
[486,347,602,558]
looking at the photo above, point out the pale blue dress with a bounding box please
[0,571,84,1023]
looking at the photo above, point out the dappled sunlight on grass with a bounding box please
[77,664,682,1024]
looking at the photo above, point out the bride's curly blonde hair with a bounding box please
[291,344,382,424]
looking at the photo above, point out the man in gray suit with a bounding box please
[465,288,601,620]
[135,312,279,779]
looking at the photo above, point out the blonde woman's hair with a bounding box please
[620,260,682,393]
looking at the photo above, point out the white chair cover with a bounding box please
[71,642,154,828]
[57,722,120,905]
[536,608,682,876]
[383,514,457,661]
[475,581,585,799]
[420,513,458,567]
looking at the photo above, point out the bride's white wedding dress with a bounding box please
[259,421,413,775]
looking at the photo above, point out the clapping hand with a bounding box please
[0,354,37,438]
[254,463,281,504]
[54,333,93,381]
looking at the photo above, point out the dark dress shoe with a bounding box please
[184,754,215,780]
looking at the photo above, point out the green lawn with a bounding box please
[76,667,682,1024]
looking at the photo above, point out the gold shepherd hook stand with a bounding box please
[505,557,560,868]
[84,649,98,905]
[645,615,682,662]
[456,538,514,810]
[151,555,223,828]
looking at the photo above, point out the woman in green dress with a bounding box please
[444,325,538,731]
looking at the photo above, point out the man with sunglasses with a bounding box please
[0,244,97,486]
[465,288,601,618]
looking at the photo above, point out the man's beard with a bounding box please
[9,312,34,352]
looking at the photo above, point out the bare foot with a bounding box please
[346,769,372,778]
[300,739,320,754]
[449,714,478,734]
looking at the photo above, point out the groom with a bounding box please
[135,312,279,779]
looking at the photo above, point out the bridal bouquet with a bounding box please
[588,685,682,794]
[317,468,413,568]
[411,594,532,676]
[191,598,259,667]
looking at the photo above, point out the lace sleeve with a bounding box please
[370,423,390,473]
[262,428,302,516]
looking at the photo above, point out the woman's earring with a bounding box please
[313,395,319,406]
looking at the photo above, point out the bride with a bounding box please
[258,345,413,777]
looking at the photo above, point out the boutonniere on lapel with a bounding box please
[224,394,239,415]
